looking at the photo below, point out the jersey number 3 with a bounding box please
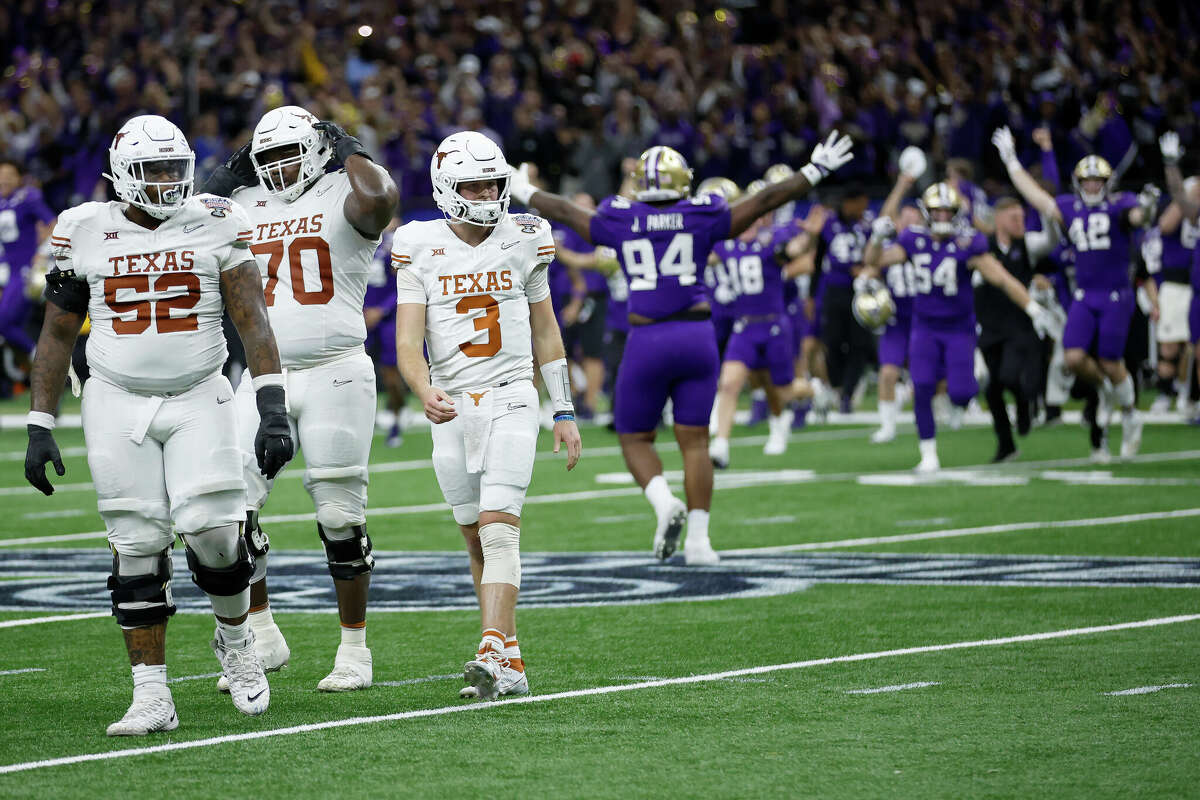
[250,237,334,306]
[457,294,502,357]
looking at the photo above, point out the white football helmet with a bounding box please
[250,105,332,203]
[104,115,195,220]
[431,131,511,226]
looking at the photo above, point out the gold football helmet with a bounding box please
[764,163,794,183]
[1072,155,1113,205]
[696,176,741,202]
[919,182,965,236]
[630,145,693,201]
[851,278,896,332]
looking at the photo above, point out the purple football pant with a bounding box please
[713,313,735,357]
[0,269,35,354]
[615,319,719,433]
[1062,288,1134,361]
[878,313,912,368]
[1190,291,1200,346]
[724,317,795,386]
[787,301,809,351]
[365,316,397,367]
[910,320,978,440]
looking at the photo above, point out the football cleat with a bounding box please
[106,686,179,737]
[763,410,793,455]
[461,650,528,699]
[217,621,289,693]
[386,423,403,448]
[1096,379,1115,429]
[1090,431,1112,464]
[1119,412,1143,459]
[653,499,688,560]
[684,536,720,566]
[708,437,730,469]
[317,643,373,692]
[463,649,504,701]
[211,629,270,716]
[992,442,1020,463]
[870,426,896,444]
[915,453,941,474]
[1149,394,1172,414]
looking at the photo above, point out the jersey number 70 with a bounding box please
[250,237,335,305]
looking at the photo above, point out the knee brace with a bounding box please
[479,522,521,588]
[108,547,176,629]
[244,510,270,582]
[184,532,254,597]
[318,523,374,580]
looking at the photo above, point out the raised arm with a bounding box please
[510,165,596,243]
[879,172,917,222]
[1024,212,1063,262]
[863,216,906,272]
[993,127,1061,222]
[1160,132,1199,223]
[314,121,399,238]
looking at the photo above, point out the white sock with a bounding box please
[248,605,275,631]
[919,438,938,459]
[686,509,710,544]
[878,399,898,431]
[341,625,366,647]
[216,619,250,648]
[131,663,168,694]
[644,474,676,516]
[1114,375,1135,410]
[751,388,766,401]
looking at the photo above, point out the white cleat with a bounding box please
[684,537,720,566]
[317,643,373,692]
[946,404,965,431]
[218,622,289,693]
[1120,412,1143,459]
[106,687,179,737]
[763,411,793,455]
[870,427,895,444]
[708,437,730,469]
[1150,394,1172,414]
[211,630,270,716]
[1097,379,1115,428]
[915,454,941,474]
[652,499,688,560]
[463,650,504,701]
[461,651,529,699]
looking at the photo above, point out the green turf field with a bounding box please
[1,396,1198,798]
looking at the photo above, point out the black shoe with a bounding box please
[992,442,1019,463]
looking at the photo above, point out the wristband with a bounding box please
[799,163,823,186]
[540,357,574,414]
[1023,300,1041,318]
[27,411,56,430]
[553,412,575,422]
[252,373,286,391]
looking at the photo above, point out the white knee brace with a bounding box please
[479,522,521,588]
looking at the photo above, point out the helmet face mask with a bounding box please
[919,182,965,237]
[1072,155,1113,206]
[630,146,693,202]
[430,132,511,226]
[104,115,195,220]
[251,106,331,204]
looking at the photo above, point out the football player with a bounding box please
[993,126,1159,458]
[201,106,399,692]
[364,218,409,447]
[510,132,854,563]
[1160,132,1200,423]
[25,115,293,733]
[864,183,1052,471]
[0,159,56,371]
[393,131,582,700]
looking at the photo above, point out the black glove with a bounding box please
[200,143,258,197]
[254,385,294,479]
[25,425,65,496]
[313,120,372,165]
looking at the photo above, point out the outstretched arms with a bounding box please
[993,127,1062,222]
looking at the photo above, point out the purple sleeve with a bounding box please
[1113,192,1139,214]
[968,232,990,259]
[896,228,919,256]
[1040,150,1060,192]
[1054,194,1073,221]
[589,198,622,248]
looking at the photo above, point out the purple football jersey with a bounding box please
[819,216,869,288]
[555,224,608,293]
[883,256,916,323]
[1160,218,1198,283]
[0,186,56,275]
[363,229,397,314]
[896,227,989,324]
[709,226,791,317]
[590,193,732,319]
[1056,193,1138,291]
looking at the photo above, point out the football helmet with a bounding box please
[430,131,511,226]
[851,278,896,332]
[744,179,768,197]
[764,163,794,183]
[630,146,693,202]
[104,115,195,220]
[696,176,741,202]
[918,182,964,237]
[1072,155,1113,206]
[250,105,332,203]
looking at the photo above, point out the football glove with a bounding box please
[991,126,1019,167]
[201,143,258,197]
[254,385,294,480]
[314,120,372,165]
[869,215,896,243]
[25,424,65,496]
[800,130,854,186]
[1136,184,1162,221]
[1159,131,1182,166]
[509,163,536,205]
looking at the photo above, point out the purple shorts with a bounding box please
[614,319,719,433]
[909,318,978,401]
[724,317,795,386]
[1190,291,1200,346]
[713,313,735,356]
[878,313,911,368]
[365,316,397,367]
[1062,288,1134,361]
[807,290,824,340]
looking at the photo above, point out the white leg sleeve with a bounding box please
[479,522,521,588]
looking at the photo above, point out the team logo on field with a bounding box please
[0,551,1197,613]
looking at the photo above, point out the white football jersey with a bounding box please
[48,195,253,395]
[393,213,554,394]
[233,170,381,369]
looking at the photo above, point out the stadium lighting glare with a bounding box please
[358,25,373,37]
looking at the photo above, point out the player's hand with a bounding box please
[897,146,926,179]
[803,130,854,184]
[422,386,457,424]
[992,126,1018,166]
[509,163,537,205]
[1160,132,1182,166]
[25,425,65,496]
[870,215,896,242]
[1032,127,1053,153]
[800,204,828,234]
[313,120,371,165]
[1025,300,1063,340]
[225,143,258,185]
[553,418,582,471]
[254,386,294,479]
[1136,184,1162,220]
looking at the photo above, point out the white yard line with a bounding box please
[0,668,46,676]
[846,681,940,694]
[375,674,461,687]
[1103,683,1193,696]
[723,508,1200,555]
[0,612,110,629]
[166,672,224,684]
[1,613,1196,775]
